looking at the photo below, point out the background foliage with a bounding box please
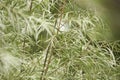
[0,0,120,80]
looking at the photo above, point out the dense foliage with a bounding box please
[0,0,120,80]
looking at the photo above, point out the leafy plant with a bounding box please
[0,0,119,80]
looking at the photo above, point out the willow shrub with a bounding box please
[0,0,119,80]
